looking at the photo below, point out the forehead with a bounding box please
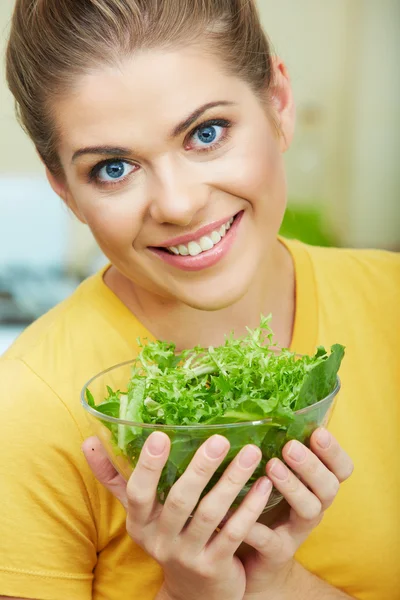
[56,48,248,152]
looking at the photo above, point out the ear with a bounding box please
[45,167,87,224]
[269,57,296,153]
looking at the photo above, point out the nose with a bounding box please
[147,157,207,226]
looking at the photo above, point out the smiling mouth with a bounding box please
[154,213,239,257]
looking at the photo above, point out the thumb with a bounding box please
[82,436,128,509]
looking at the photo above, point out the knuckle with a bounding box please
[330,450,354,483]
[340,459,355,481]
[303,457,319,477]
[301,497,322,521]
[286,474,301,495]
[323,475,340,503]
[139,458,160,474]
[224,525,245,545]
[196,502,220,525]
[225,470,244,488]
[242,499,262,520]
[166,489,188,513]
[126,487,152,507]
[192,460,211,479]
[255,529,275,553]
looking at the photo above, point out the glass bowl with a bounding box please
[81,359,340,513]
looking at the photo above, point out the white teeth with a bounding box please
[188,241,202,256]
[199,236,214,251]
[178,244,189,256]
[210,231,221,244]
[167,216,235,256]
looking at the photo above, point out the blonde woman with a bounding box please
[1,1,399,599]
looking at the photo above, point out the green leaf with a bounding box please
[85,388,96,408]
[94,400,120,418]
[295,344,345,410]
[126,378,146,436]
[93,400,120,438]
[117,394,130,451]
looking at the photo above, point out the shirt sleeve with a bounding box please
[0,359,97,600]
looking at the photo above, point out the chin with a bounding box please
[177,276,251,312]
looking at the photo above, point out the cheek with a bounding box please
[239,139,285,207]
[77,193,144,253]
[212,125,286,213]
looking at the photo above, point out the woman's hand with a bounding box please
[83,433,273,600]
[239,428,354,598]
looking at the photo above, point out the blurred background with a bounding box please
[0,0,399,353]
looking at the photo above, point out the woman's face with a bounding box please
[52,47,294,311]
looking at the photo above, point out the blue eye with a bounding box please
[192,124,223,148]
[188,118,231,151]
[95,160,135,183]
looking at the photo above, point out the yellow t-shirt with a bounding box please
[1,240,399,600]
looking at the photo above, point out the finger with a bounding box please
[158,435,231,538]
[282,440,340,510]
[82,436,128,509]
[310,428,354,482]
[208,477,273,559]
[266,458,323,521]
[125,431,170,525]
[182,444,262,552]
[242,521,285,567]
[244,502,322,564]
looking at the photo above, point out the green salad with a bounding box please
[86,315,344,503]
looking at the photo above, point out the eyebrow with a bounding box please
[71,100,236,164]
[72,146,132,164]
[170,100,236,137]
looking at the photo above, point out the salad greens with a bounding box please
[86,315,344,504]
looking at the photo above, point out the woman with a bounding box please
[1,1,399,599]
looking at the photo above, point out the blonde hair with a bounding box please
[6,0,275,176]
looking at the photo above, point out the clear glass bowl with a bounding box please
[81,360,340,513]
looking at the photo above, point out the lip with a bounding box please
[156,213,237,248]
[149,211,243,272]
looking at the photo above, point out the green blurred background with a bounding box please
[280,203,336,248]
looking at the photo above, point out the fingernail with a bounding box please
[316,428,331,449]
[256,477,272,495]
[147,432,167,456]
[270,459,288,481]
[205,435,228,459]
[287,440,306,462]
[239,445,261,468]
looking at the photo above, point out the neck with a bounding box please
[105,238,295,350]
